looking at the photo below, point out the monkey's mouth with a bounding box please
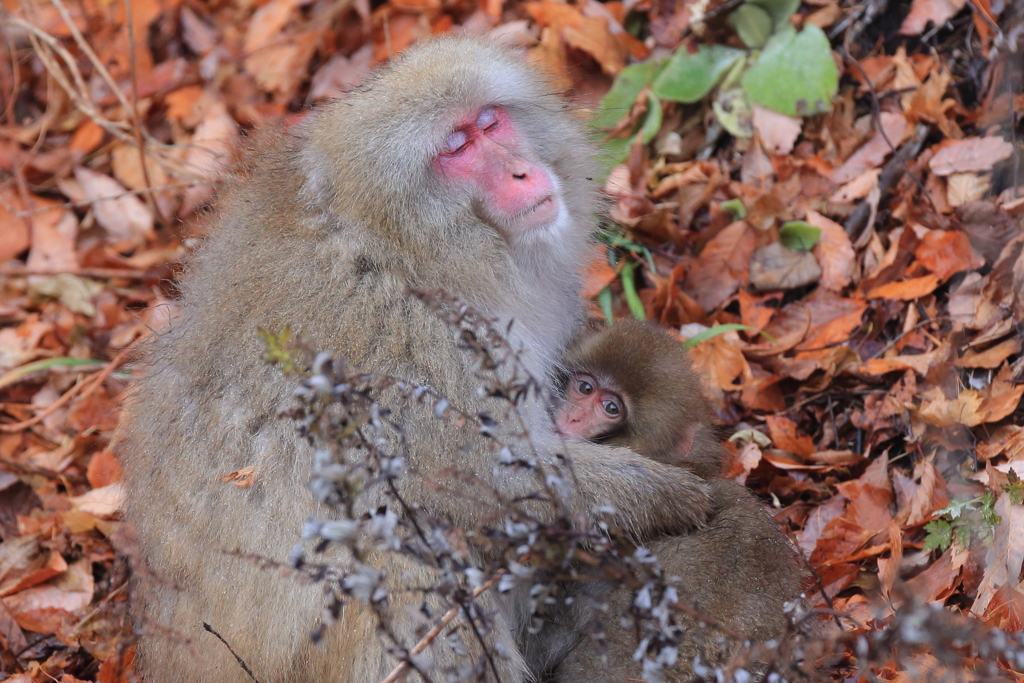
[514,195,558,230]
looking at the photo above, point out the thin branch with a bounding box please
[380,574,503,683]
[203,622,262,683]
[0,265,149,280]
[0,342,139,433]
[123,0,170,228]
[843,123,931,237]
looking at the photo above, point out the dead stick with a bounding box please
[0,265,147,280]
[380,574,502,683]
[843,123,930,237]
[0,342,138,433]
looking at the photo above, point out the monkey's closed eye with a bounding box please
[443,130,469,155]
[477,107,500,131]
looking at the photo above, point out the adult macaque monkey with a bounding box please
[120,38,714,683]
[550,321,803,681]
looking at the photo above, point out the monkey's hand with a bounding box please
[556,439,713,542]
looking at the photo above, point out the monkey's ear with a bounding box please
[673,426,697,463]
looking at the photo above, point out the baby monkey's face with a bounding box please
[556,373,628,441]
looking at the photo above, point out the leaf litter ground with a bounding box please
[0,0,1023,678]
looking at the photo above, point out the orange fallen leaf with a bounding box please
[956,337,1021,368]
[0,552,67,598]
[866,274,939,300]
[808,210,855,292]
[976,425,1024,462]
[830,168,880,203]
[977,365,1024,423]
[831,112,908,185]
[69,120,105,155]
[2,558,94,634]
[87,449,124,489]
[525,0,584,30]
[796,292,868,350]
[915,387,985,427]
[683,221,756,311]
[0,189,30,264]
[686,332,750,393]
[564,16,625,75]
[765,415,815,458]
[69,483,124,518]
[929,136,1014,175]
[97,644,136,683]
[915,229,984,280]
[906,548,960,603]
[899,0,967,35]
[244,0,303,54]
[0,599,28,654]
[221,465,260,488]
[580,246,617,300]
[901,458,949,527]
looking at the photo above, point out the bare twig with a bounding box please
[0,342,139,433]
[123,0,170,228]
[0,265,149,280]
[380,574,503,683]
[203,622,262,683]
[843,123,930,237]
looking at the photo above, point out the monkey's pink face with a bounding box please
[556,373,627,441]
[435,106,560,233]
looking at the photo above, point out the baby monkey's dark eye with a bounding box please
[576,380,593,395]
[602,400,620,416]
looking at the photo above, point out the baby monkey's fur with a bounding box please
[547,321,804,682]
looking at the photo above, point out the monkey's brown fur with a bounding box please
[550,323,804,682]
[561,319,724,479]
[555,479,803,683]
[119,38,714,683]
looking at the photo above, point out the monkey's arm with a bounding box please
[341,287,712,539]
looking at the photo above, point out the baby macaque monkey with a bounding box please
[550,321,804,682]
[558,319,723,479]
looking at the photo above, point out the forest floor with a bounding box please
[1,0,1024,679]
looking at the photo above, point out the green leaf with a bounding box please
[593,61,659,131]
[0,357,129,392]
[682,323,779,348]
[951,518,974,550]
[598,286,615,326]
[934,497,976,520]
[682,324,752,348]
[712,86,754,138]
[741,24,838,117]
[640,92,662,144]
[598,137,633,172]
[653,44,744,103]
[779,221,822,250]
[620,261,647,320]
[260,327,302,375]
[721,198,747,219]
[979,491,1001,527]
[923,519,952,553]
[728,4,773,49]
[748,0,801,29]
